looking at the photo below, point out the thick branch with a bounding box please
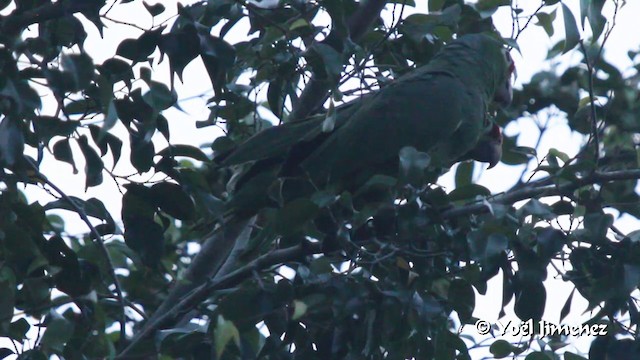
[442,169,640,219]
[289,0,388,121]
[136,217,255,331]
[1,2,98,34]
[117,240,323,359]
[28,163,127,347]
[119,169,640,356]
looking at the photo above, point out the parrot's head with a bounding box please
[437,34,516,109]
[493,49,515,108]
[463,123,503,169]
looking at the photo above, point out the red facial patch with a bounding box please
[491,123,503,143]
[505,51,516,79]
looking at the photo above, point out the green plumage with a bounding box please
[217,33,512,214]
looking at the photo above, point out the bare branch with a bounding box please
[1,2,100,34]
[27,161,128,348]
[117,240,324,358]
[442,169,640,219]
[579,40,601,168]
[289,0,389,121]
[118,168,640,356]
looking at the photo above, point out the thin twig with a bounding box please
[289,0,389,121]
[442,169,640,219]
[512,1,545,41]
[117,240,324,358]
[26,162,128,349]
[1,1,100,33]
[579,40,601,169]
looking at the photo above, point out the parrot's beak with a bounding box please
[487,142,502,169]
[460,123,503,169]
[487,124,503,169]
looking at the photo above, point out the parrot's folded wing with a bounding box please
[216,99,362,167]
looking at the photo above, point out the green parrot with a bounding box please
[217,33,514,215]
[142,33,514,330]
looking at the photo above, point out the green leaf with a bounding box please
[159,25,200,83]
[312,43,343,78]
[399,146,430,185]
[448,184,490,202]
[322,99,337,132]
[0,0,11,10]
[501,135,530,165]
[514,281,546,322]
[455,161,474,188]
[428,0,445,11]
[561,3,580,54]
[42,15,87,48]
[41,312,75,352]
[32,116,79,144]
[559,288,575,322]
[525,352,553,360]
[150,182,195,221]
[289,18,310,31]
[61,53,95,91]
[0,117,25,167]
[199,34,236,94]
[267,78,285,119]
[0,268,16,321]
[273,199,320,236]
[144,1,165,16]
[121,184,156,220]
[123,215,165,267]
[563,352,588,360]
[449,279,475,322]
[130,133,155,173]
[213,315,240,358]
[517,199,556,220]
[401,6,461,41]
[116,27,164,63]
[291,300,308,320]
[98,58,134,85]
[0,349,14,358]
[623,264,640,293]
[535,10,557,37]
[143,81,177,110]
[77,135,104,189]
[468,232,508,263]
[583,212,613,240]
[580,0,606,42]
[89,124,123,168]
[157,145,209,162]
[536,228,566,261]
[474,0,510,18]
[64,98,99,115]
[490,339,514,358]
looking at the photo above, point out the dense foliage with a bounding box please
[0,0,639,359]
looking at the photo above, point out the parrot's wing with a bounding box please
[216,115,323,166]
[216,98,363,167]
[298,72,485,186]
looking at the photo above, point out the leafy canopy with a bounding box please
[0,0,639,359]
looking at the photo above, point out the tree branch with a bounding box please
[442,169,640,219]
[289,0,388,121]
[27,162,127,348]
[119,168,640,357]
[116,240,323,359]
[0,1,98,34]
